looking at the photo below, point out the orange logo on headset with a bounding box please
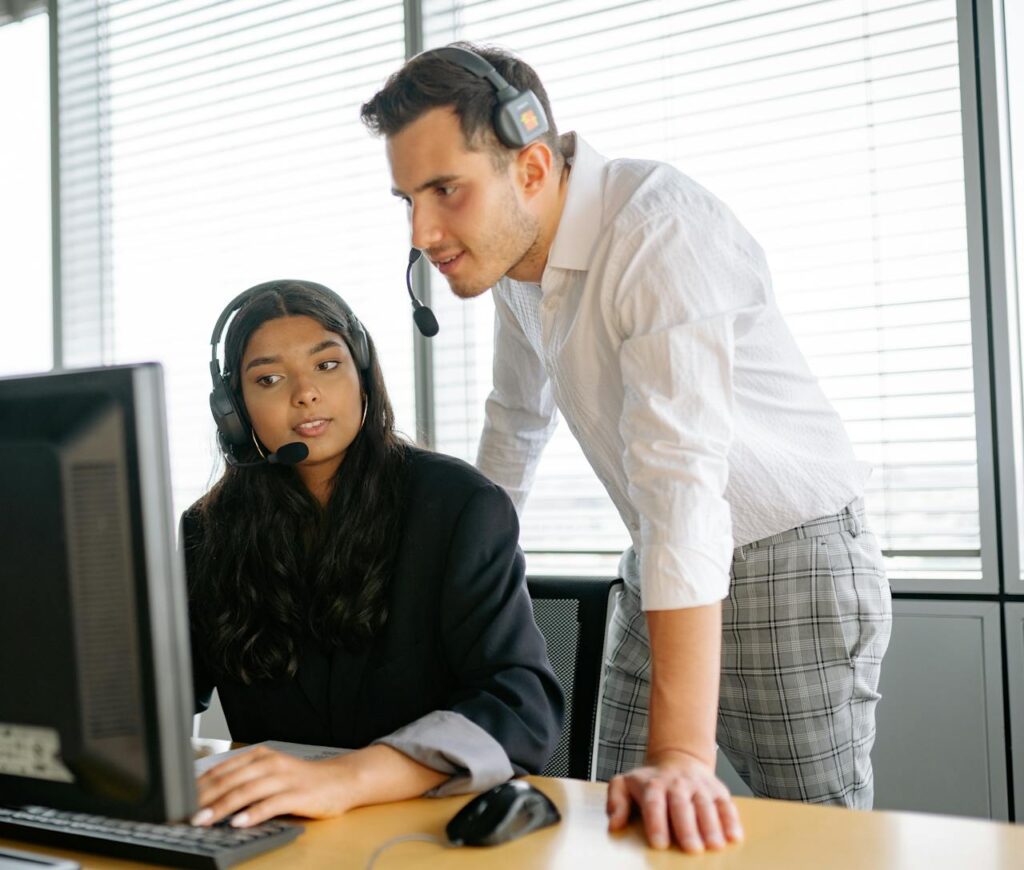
[520,109,540,132]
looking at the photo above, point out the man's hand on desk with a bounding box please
[606,749,744,852]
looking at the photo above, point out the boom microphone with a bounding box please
[224,440,309,469]
[407,249,439,337]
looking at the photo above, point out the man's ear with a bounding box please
[515,140,555,198]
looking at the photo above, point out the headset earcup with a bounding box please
[209,380,249,447]
[349,318,371,372]
[494,89,549,149]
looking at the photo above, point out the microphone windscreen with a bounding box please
[408,248,422,265]
[413,306,439,337]
[270,441,310,465]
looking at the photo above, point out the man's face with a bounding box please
[387,107,539,298]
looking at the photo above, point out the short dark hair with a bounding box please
[360,42,560,166]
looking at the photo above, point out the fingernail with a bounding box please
[230,812,250,828]
[652,835,668,849]
[190,809,213,826]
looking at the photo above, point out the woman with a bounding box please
[182,280,562,829]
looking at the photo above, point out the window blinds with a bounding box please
[53,0,981,580]
[56,0,412,516]
[423,0,978,580]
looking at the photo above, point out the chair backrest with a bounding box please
[527,576,623,780]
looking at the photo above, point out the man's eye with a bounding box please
[438,185,456,197]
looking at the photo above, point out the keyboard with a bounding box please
[0,804,303,869]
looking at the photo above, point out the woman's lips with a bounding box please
[293,419,330,437]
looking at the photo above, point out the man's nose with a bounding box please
[410,201,443,251]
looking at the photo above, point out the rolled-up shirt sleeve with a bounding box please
[476,289,559,514]
[374,709,514,796]
[614,215,767,610]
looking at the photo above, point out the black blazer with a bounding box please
[182,448,563,776]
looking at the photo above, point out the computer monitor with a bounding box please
[0,363,197,822]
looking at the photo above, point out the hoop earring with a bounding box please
[250,428,267,459]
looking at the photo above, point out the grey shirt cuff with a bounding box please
[372,710,514,797]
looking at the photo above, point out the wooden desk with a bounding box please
[3,776,1023,869]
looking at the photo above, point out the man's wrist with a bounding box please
[646,745,716,769]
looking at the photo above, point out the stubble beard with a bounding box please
[446,188,540,299]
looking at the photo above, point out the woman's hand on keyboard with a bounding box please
[191,743,447,828]
[191,745,353,827]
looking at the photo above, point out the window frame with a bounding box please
[958,0,1022,596]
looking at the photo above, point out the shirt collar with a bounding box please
[545,132,607,274]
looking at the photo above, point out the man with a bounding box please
[361,44,891,853]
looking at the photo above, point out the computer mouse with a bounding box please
[446,780,561,847]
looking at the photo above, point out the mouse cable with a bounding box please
[364,832,453,869]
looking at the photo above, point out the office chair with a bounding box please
[527,576,623,780]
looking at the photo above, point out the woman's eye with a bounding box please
[256,374,281,387]
[317,360,340,372]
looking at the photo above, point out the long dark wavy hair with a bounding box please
[189,281,408,684]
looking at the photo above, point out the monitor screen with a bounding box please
[0,363,196,822]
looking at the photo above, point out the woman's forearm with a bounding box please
[324,744,449,809]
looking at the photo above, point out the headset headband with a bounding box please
[421,45,550,149]
[210,280,368,381]
[433,46,518,100]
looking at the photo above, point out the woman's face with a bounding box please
[240,315,363,490]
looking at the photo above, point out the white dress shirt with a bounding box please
[476,133,869,610]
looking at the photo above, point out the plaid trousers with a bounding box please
[596,499,892,808]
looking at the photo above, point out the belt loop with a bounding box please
[845,502,862,537]
[736,544,746,562]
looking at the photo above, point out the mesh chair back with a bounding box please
[528,576,622,780]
